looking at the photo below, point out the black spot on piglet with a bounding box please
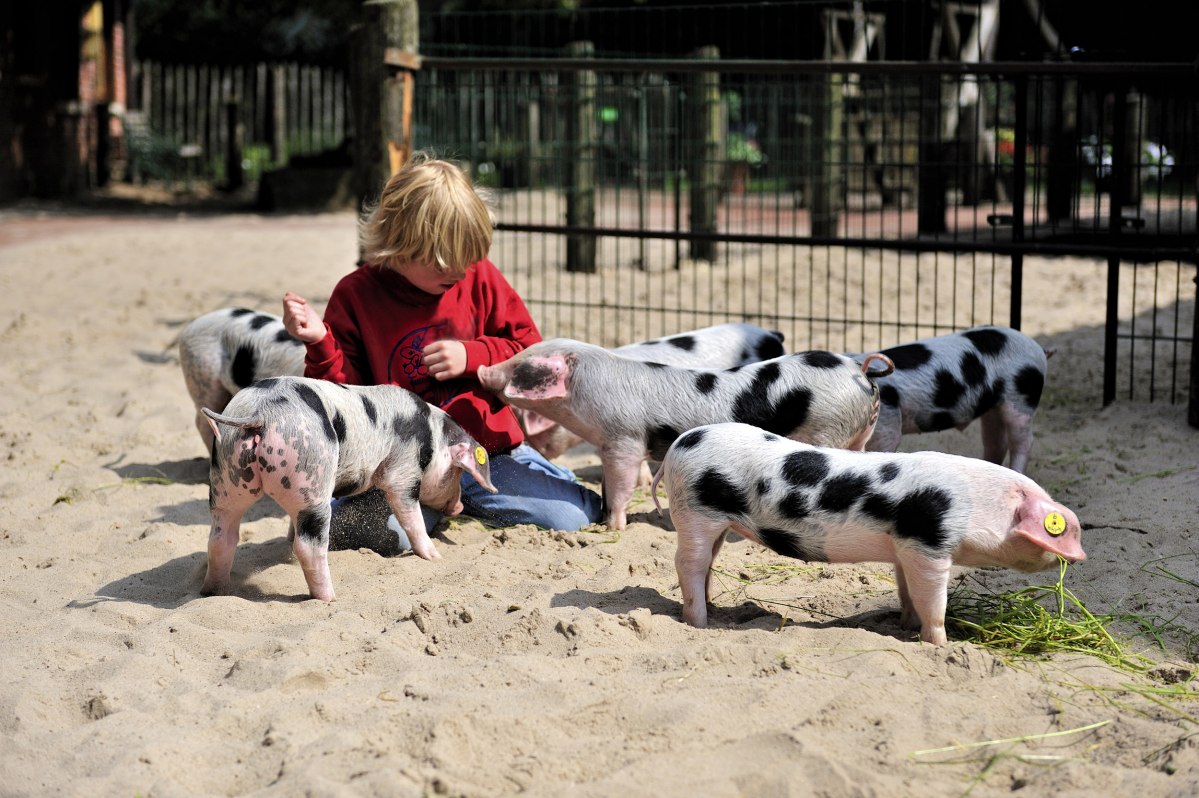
[932,370,966,409]
[275,328,302,345]
[758,527,820,561]
[1015,365,1045,408]
[756,333,785,361]
[893,487,954,550]
[801,350,843,369]
[667,335,696,351]
[294,382,336,442]
[361,395,378,425]
[695,469,749,516]
[694,372,719,394]
[781,449,829,487]
[882,343,932,371]
[648,425,681,460]
[963,328,1008,356]
[817,472,872,513]
[231,346,257,389]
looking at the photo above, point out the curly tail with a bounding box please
[859,352,895,379]
[201,407,262,444]
[650,460,668,516]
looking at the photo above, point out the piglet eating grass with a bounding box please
[653,422,1084,645]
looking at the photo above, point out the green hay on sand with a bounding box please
[947,559,1155,673]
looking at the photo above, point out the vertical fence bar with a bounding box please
[1010,74,1027,330]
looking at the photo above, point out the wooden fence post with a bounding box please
[1046,75,1078,224]
[225,96,244,191]
[810,73,843,238]
[351,0,419,207]
[688,45,720,263]
[565,40,597,273]
[269,65,286,166]
[917,74,948,234]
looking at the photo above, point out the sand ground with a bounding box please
[0,201,1197,797]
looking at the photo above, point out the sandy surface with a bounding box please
[1,203,1197,797]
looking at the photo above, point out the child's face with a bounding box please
[400,261,466,295]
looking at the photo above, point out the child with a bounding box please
[282,152,602,548]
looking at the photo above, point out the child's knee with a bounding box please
[540,503,594,532]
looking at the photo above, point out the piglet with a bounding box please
[478,339,894,530]
[614,323,785,368]
[519,323,786,463]
[202,376,496,601]
[855,326,1053,473]
[179,307,305,454]
[653,421,1084,644]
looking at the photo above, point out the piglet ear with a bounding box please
[451,440,498,494]
[505,355,570,401]
[1013,500,1086,562]
[515,407,558,436]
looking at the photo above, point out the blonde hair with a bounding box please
[359,151,495,274]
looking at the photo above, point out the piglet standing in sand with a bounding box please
[478,339,895,530]
[202,376,496,601]
[653,422,1084,645]
[519,323,786,461]
[855,326,1052,473]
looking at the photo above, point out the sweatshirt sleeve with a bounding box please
[460,261,542,374]
[302,281,371,385]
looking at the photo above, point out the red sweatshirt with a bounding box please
[303,259,541,453]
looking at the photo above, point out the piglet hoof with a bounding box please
[919,625,948,646]
[412,542,442,561]
[898,607,921,631]
[604,512,628,531]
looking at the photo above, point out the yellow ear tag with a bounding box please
[475,446,488,465]
[1043,512,1066,536]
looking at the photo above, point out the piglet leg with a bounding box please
[672,508,728,628]
[202,469,258,596]
[979,408,1010,468]
[290,504,336,602]
[600,440,646,530]
[1000,404,1035,474]
[202,511,244,596]
[893,547,953,646]
[386,485,441,561]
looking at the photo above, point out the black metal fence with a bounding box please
[411,55,1196,406]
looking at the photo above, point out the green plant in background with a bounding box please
[125,128,190,183]
[727,131,765,166]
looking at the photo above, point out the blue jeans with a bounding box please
[329,444,603,554]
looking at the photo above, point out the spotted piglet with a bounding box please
[519,323,786,462]
[202,376,496,601]
[855,326,1053,473]
[654,422,1084,644]
[478,339,894,530]
[179,307,305,454]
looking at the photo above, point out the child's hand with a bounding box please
[423,340,467,381]
[282,291,326,344]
